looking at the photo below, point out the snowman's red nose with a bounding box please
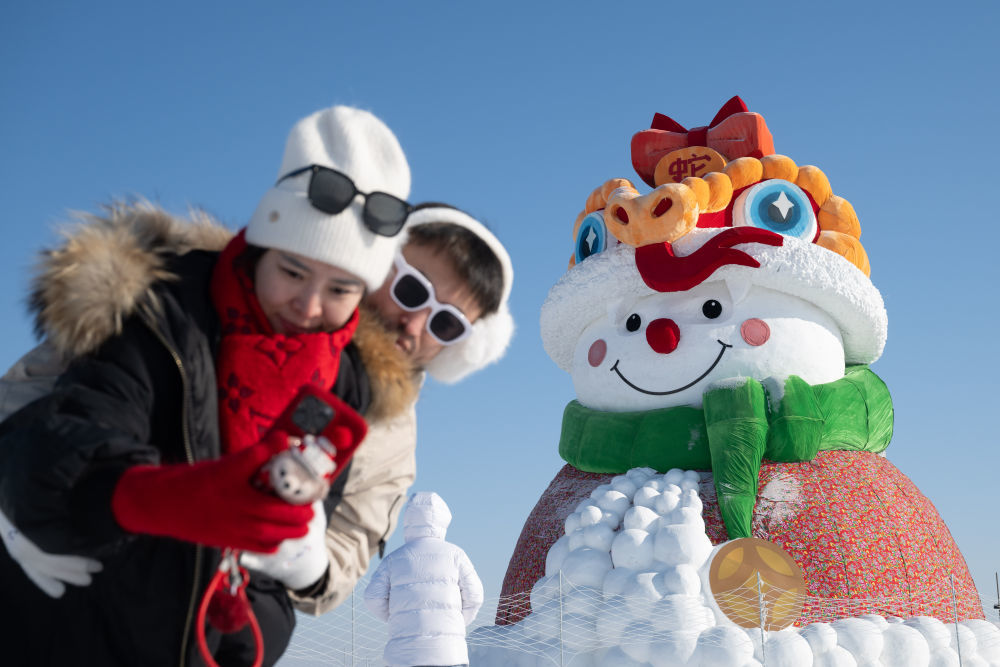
[646,318,680,354]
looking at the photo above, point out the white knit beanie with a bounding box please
[247,106,411,291]
[404,206,515,384]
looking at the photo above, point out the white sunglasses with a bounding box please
[389,254,473,345]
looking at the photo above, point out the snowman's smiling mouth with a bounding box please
[609,340,733,395]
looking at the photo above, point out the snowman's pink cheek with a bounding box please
[588,339,607,367]
[740,318,770,346]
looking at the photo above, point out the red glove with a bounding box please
[111,434,313,552]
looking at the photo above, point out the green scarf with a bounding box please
[558,365,894,538]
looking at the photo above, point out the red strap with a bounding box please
[196,553,264,667]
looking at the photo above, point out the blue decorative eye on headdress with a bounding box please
[574,211,610,264]
[732,179,817,242]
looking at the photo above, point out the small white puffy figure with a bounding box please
[365,492,484,667]
[265,434,337,505]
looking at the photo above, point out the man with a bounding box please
[0,203,514,621]
[250,202,514,615]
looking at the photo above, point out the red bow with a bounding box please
[631,96,775,187]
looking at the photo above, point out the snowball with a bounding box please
[880,623,930,667]
[649,593,708,633]
[622,505,660,532]
[594,489,631,518]
[654,563,701,596]
[832,617,884,664]
[530,575,560,610]
[948,623,979,655]
[654,489,681,515]
[599,510,622,530]
[522,600,561,639]
[928,646,961,667]
[560,613,600,653]
[741,625,763,662]
[602,567,635,598]
[611,529,655,570]
[596,598,631,645]
[695,625,755,666]
[579,504,604,527]
[663,469,685,486]
[679,477,700,492]
[699,543,729,623]
[653,522,713,568]
[589,483,613,499]
[468,625,536,667]
[678,487,703,514]
[905,616,952,649]
[619,620,655,662]
[800,622,838,655]
[667,506,705,527]
[859,614,890,630]
[961,619,1000,662]
[561,547,613,588]
[646,630,700,666]
[582,522,616,552]
[621,572,663,617]
[568,528,587,551]
[632,485,660,509]
[643,477,665,492]
[763,629,813,667]
[610,475,638,499]
[524,639,568,667]
[814,646,859,667]
[544,535,570,576]
[598,646,645,666]
[626,466,656,485]
[563,585,602,617]
[565,511,581,535]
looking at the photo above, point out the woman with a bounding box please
[0,105,414,666]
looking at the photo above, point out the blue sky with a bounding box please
[3,0,998,637]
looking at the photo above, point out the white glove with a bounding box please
[0,506,103,598]
[240,499,329,590]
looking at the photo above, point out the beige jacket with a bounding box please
[0,202,421,616]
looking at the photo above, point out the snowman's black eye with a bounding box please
[702,300,722,319]
[625,314,642,332]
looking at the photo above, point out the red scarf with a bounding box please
[210,231,359,454]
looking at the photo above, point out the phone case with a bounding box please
[256,384,368,504]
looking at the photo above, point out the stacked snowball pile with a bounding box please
[470,467,1000,666]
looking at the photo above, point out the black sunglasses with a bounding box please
[277,164,412,237]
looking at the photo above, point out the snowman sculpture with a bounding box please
[497,98,982,627]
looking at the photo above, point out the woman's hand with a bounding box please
[0,506,103,597]
[111,433,314,552]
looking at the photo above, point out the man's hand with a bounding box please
[0,506,103,598]
[241,500,329,591]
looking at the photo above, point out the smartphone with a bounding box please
[256,384,368,504]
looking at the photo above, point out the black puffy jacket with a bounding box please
[0,206,368,666]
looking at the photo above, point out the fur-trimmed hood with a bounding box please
[29,201,418,422]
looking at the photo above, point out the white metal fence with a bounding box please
[277,573,1000,666]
